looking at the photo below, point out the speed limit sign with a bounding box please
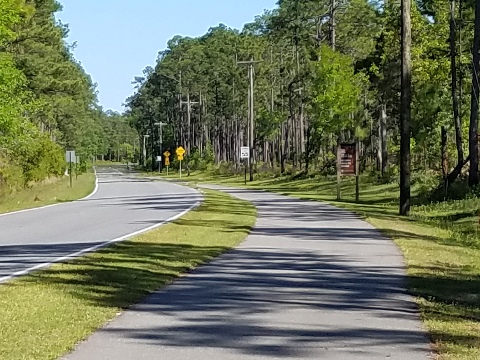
[240,147,250,159]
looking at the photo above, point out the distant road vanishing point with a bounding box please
[0,167,201,283]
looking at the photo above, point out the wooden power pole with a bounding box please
[181,91,199,177]
[237,59,262,182]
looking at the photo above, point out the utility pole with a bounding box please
[237,58,262,181]
[181,92,199,176]
[154,122,167,172]
[158,71,182,153]
[150,118,155,172]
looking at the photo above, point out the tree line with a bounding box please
[0,0,136,195]
[128,0,480,215]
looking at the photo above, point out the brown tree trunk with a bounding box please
[469,0,480,186]
[279,126,285,173]
[288,84,296,170]
[380,103,388,175]
[400,0,412,216]
[441,126,449,180]
[283,121,289,173]
[447,0,464,186]
[305,124,312,173]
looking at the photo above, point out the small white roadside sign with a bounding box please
[240,147,250,159]
[65,150,76,163]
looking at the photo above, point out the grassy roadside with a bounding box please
[0,173,96,214]
[0,189,256,360]
[156,170,480,360]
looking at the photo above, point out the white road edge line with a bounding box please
[0,167,99,219]
[78,167,99,201]
[0,200,201,284]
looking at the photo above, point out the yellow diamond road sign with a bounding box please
[164,151,171,157]
[176,147,185,157]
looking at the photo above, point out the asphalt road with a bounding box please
[64,185,432,360]
[0,167,201,283]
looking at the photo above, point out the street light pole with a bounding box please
[154,122,167,173]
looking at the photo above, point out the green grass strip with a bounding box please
[0,173,96,215]
[0,189,256,360]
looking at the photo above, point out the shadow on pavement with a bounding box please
[96,246,434,358]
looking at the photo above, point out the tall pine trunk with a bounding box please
[442,126,448,182]
[447,0,465,186]
[380,103,388,175]
[469,0,480,186]
[400,0,412,216]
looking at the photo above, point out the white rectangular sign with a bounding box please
[66,150,76,163]
[156,156,162,162]
[240,147,250,159]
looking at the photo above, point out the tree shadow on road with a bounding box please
[8,242,436,358]
[3,188,480,358]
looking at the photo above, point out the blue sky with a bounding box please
[56,0,278,113]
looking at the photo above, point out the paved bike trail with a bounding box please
[63,185,432,360]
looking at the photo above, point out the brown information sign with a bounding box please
[340,143,357,176]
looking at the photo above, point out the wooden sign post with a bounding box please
[337,142,360,202]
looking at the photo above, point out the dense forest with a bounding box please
[127,0,480,215]
[0,0,135,195]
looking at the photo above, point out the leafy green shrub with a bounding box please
[189,149,209,171]
[15,134,65,184]
[412,170,440,197]
[145,158,153,171]
[319,160,337,176]
[193,158,208,171]
[203,143,214,164]
[366,165,399,185]
[0,129,66,195]
[446,177,480,201]
[0,156,24,196]
[213,161,237,176]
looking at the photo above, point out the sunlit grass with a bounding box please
[0,189,256,360]
[0,173,96,214]
[166,169,480,360]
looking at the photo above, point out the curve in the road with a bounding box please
[0,167,201,283]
